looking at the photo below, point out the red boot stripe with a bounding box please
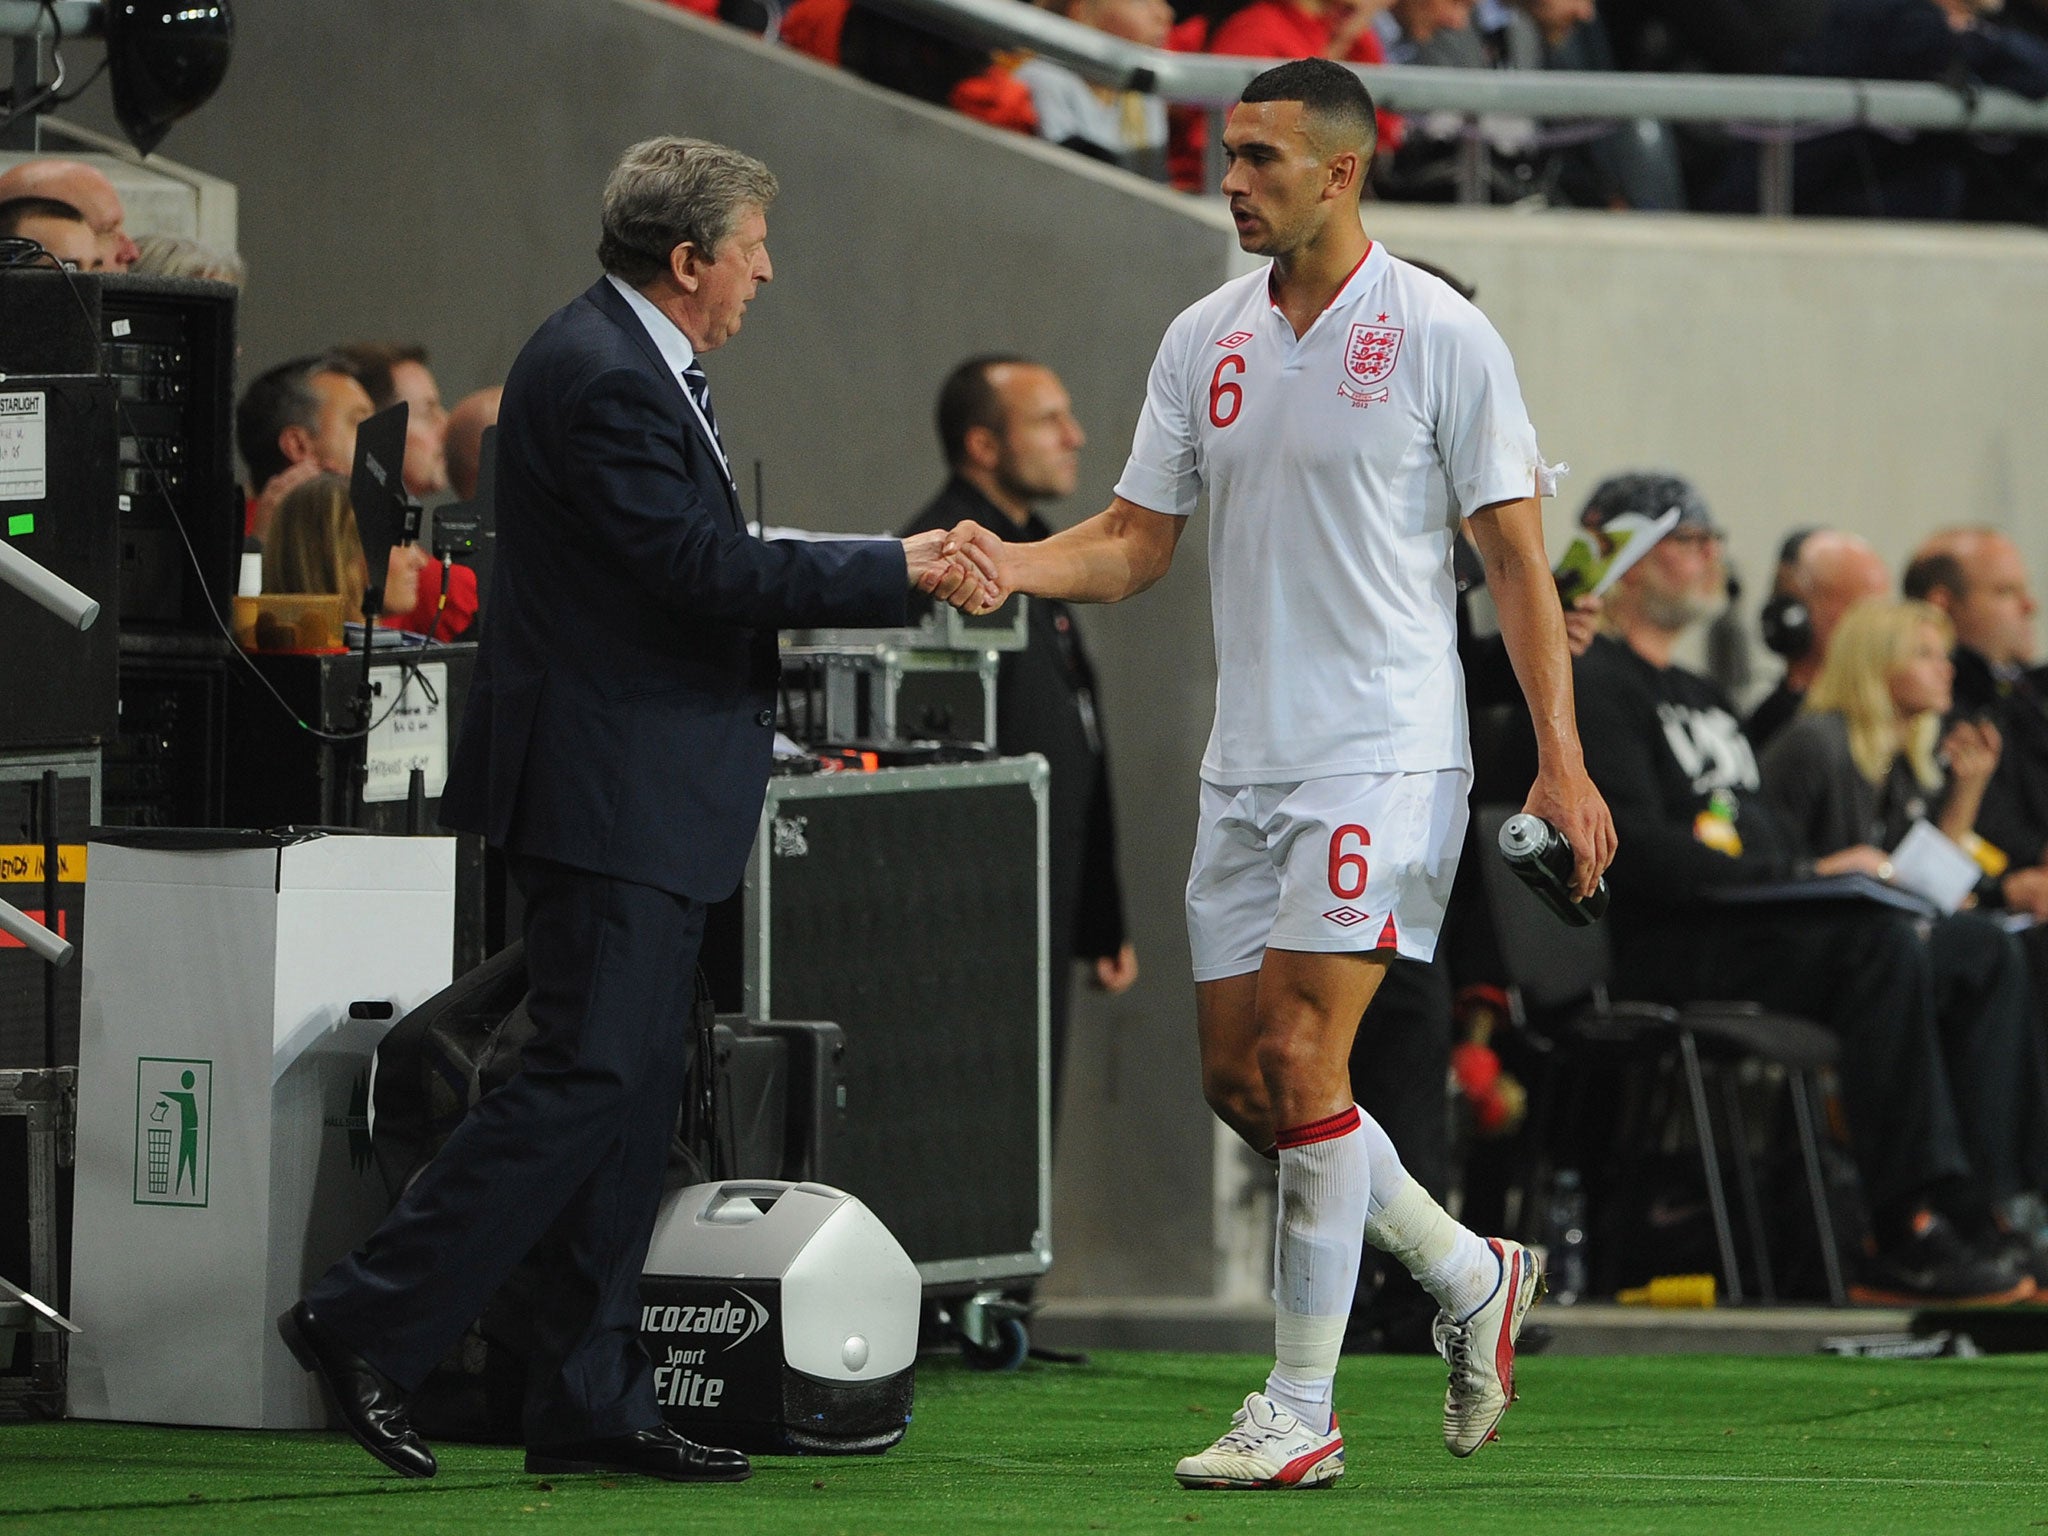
[1493,1242,1521,1396]
[1276,1437,1342,1484]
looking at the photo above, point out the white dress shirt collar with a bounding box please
[607,272,699,380]
[605,273,730,481]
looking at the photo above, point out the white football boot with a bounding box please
[1173,1392,1344,1490]
[1431,1237,1544,1458]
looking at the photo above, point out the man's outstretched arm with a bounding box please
[944,497,1185,611]
[1466,493,1617,899]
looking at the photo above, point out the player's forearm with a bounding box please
[1482,520,1586,775]
[1009,502,1174,605]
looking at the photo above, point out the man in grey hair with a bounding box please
[282,136,989,1487]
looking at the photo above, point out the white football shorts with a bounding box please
[1185,769,1471,982]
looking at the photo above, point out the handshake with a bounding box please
[901,522,1014,617]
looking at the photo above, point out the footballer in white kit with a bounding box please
[936,58,1615,1489]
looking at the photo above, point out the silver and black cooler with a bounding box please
[639,1180,920,1454]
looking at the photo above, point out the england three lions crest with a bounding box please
[1345,322,1402,388]
[1339,322,1401,407]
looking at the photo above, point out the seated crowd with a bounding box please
[660,0,2048,219]
[1554,475,2048,1304]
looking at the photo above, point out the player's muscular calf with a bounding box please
[1198,952,1387,1149]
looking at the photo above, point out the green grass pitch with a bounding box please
[4,1351,2045,1534]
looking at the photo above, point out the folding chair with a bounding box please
[1472,805,1849,1306]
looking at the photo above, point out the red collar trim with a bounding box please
[1267,240,1374,315]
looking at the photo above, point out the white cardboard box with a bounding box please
[68,832,454,1427]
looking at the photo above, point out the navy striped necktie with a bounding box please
[681,360,725,459]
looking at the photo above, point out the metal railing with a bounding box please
[861,0,2048,215]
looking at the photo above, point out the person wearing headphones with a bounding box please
[1745,527,1890,751]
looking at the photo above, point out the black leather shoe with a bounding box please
[277,1301,437,1479]
[525,1424,751,1483]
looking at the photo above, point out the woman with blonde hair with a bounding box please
[1769,598,1998,856]
[261,473,427,627]
[1761,596,2048,1284]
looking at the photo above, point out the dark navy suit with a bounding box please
[307,276,907,1446]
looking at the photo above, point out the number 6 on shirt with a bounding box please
[1328,824,1370,900]
[1209,354,1245,429]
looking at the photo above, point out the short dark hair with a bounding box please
[1903,552,1967,604]
[236,353,348,491]
[0,195,83,239]
[1239,57,1377,160]
[333,340,428,411]
[936,354,1032,469]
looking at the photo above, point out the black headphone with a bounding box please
[1759,528,1819,660]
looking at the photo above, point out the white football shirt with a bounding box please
[1115,241,1548,785]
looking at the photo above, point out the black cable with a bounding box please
[0,1,68,134]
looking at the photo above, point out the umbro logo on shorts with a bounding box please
[1322,907,1369,927]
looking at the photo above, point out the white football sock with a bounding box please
[1365,1168,1500,1321]
[1268,1106,1370,1434]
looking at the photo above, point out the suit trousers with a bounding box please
[307,852,706,1446]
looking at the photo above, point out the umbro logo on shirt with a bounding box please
[1216,331,1254,350]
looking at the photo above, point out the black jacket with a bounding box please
[901,477,1126,961]
[439,278,908,900]
[1951,644,2048,870]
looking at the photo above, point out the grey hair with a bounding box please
[597,136,777,286]
[130,232,247,287]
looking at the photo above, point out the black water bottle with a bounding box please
[1498,812,1609,926]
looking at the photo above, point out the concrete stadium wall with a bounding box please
[61,0,2048,1299]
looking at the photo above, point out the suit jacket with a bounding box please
[439,277,908,900]
[1952,644,2048,870]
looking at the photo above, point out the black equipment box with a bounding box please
[0,1066,74,1418]
[0,271,239,643]
[99,275,240,633]
[102,634,230,830]
[701,759,1049,1290]
[695,1017,845,1185]
[0,374,119,751]
[0,751,97,1067]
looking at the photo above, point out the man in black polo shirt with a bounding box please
[902,357,1138,1121]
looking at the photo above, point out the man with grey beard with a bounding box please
[1570,473,2031,1305]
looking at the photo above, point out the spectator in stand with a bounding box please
[1017,0,1174,180]
[1760,598,2048,1278]
[129,232,246,286]
[1375,0,1475,61]
[262,473,431,631]
[0,159,138,271]
[1598,0,1820,73]
[236,355,376,543]
[0,196,97,268]
[1572,471,2031,1305]
[1907,529,2048,873]
[334,342,452,501]
[333,342,476,641]
[1745,528,1890,751]
[444,386,503,504]
[1722,0,2048,218]
[783,0,1038,135]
